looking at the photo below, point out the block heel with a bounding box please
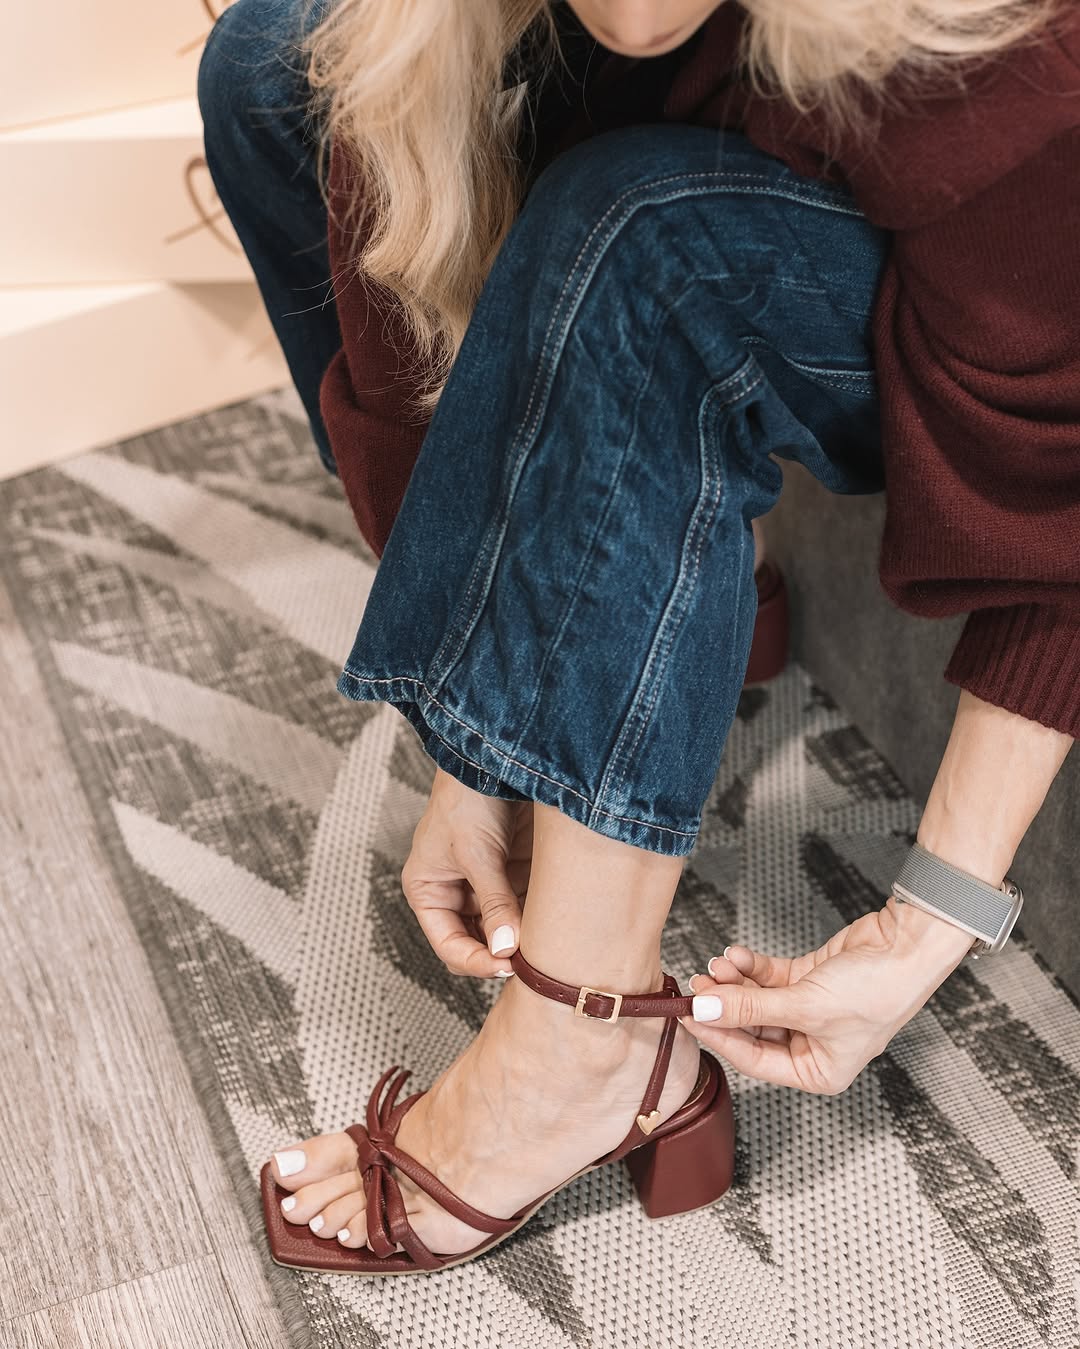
[625,1055,735,1219]
[262,952,735,1275]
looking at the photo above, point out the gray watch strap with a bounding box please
[892,842,1024,955]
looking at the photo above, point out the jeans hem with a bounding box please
[336,669,700,858]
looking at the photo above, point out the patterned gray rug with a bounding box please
[3,389,1078,1349]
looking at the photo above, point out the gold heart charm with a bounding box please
[636,1110,662,1135]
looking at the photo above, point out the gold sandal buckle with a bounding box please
[575,985,623,1022]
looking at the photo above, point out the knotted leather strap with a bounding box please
[345,1065,521,1269]
[345,957,703,1265]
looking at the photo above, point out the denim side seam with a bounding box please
[336,670,701,855]
[591,359,764,822]
[427,169,865,697]
[499,277,747,773]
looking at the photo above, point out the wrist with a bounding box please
[886,893,976,974]
[914,819,1012,890]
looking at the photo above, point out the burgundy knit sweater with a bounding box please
[318,6,1080,740]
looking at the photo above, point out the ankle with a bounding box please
[495,964,693,1081]
[513,939,665,999]
[497,973,648,1056]
[517,804,683,993]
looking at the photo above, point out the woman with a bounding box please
[199,0,1077,1276]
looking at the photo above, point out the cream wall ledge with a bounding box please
[2,97,257,286]
[0,281,287,481]
[2,0,224,131]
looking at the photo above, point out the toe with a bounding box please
[280,1170,362,1227]
[271,1132,357,1191]
[321,1193,368,1248]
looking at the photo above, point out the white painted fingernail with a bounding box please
[494,970,515,979]
[337,1228,350,1243]
[692,995,724,1022]
[490,925,516,955]
[309,1215,324,1234]
[274,1149,306,1178]
[280,1196,296,1214]
[723,946,733,961]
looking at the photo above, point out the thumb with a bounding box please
[690,980,808,1033]
[468,859,524,958]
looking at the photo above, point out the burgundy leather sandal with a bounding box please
[744,559,789,686]
[261,949,735,1275]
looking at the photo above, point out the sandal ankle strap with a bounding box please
[509,949,694,1021]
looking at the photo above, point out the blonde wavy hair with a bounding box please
[298,0,1059,411]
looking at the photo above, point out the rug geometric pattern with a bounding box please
[3,390,1077,1349]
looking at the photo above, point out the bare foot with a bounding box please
[270,972,700,1256]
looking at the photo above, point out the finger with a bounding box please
[723,945,797,989]
[411,902,508,978]
[690,972,795,1043]
[680,1022,806,1090]
[689,971,741,993]
[463,858,524,962]
[699,956,745,986]
[715,945,754,977]
[689,982,812,1034]
[690,972,769,1039]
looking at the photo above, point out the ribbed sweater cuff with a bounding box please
[944,605,1080,738]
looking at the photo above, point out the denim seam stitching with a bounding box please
[499,264,717,769]
[768,195,886,394]
[597,370,753,801]
[429,170,863,689]
[739,336,876,390]
[338,671,699,840]
[592,360,763,817]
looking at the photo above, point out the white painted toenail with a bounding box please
[309,1215,324,1234]
[280,1196,296,1214]
[490,925,516,955]
[692,995,724,1022]
[274,1149,306,1178]
[337,1229,350,1242]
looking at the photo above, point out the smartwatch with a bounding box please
[891,842,1024,956]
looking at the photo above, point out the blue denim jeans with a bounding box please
[338,126,891,855]
[200,0,891,858]
[197,0,340,473]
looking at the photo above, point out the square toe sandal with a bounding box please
[261,949,735,1276]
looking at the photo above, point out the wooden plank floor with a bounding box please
[0,576,288,1348]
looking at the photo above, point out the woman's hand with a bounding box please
[400,767,534,977]
[679,898,974,1094]
[684,689,1073,1093]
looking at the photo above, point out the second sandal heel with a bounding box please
[625,1058,735,1219]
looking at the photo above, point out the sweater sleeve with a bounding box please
[871,130,1080,738]
[317,140,430,559]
